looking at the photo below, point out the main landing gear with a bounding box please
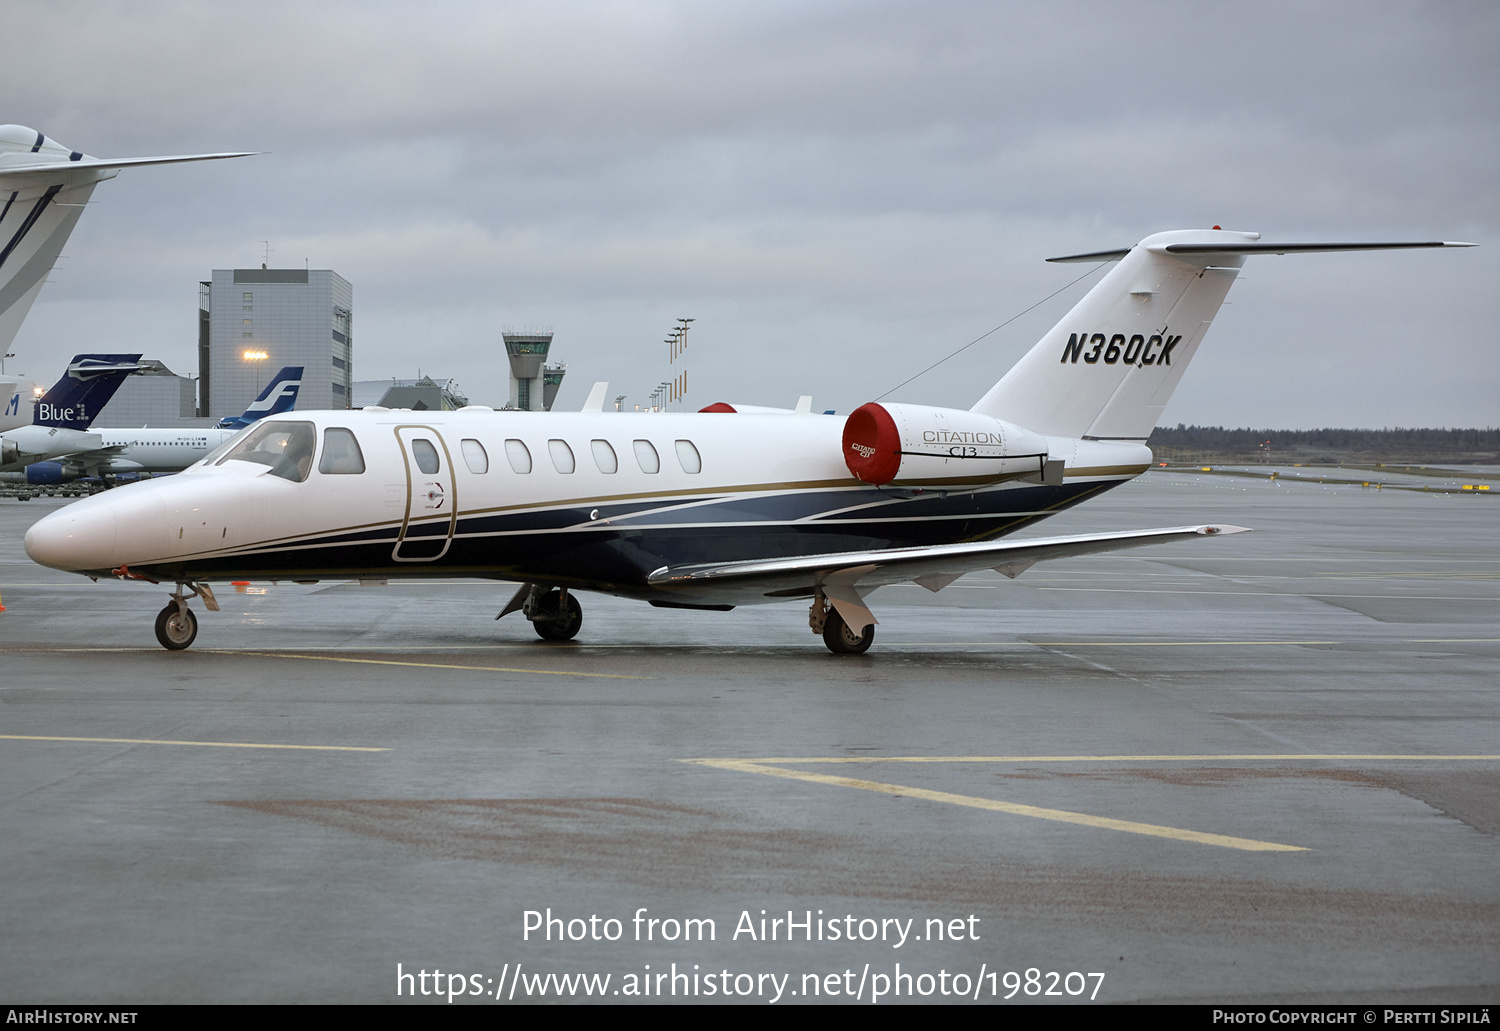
[809,590,875,655]
[152,581,219,651]
[498,583,583,642]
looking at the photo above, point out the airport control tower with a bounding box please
[504,331,566,411]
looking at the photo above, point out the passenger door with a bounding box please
[392,426,458,562]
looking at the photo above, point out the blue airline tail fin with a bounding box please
[32,354,142,429]
[216,366,302,429]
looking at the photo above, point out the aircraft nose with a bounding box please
[25,502,119,572]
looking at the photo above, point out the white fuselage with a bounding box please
[23,408,1148,599]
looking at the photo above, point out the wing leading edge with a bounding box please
[647,523,1251,632]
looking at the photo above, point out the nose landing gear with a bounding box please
[154,602,198,650]
[153,582,219,650]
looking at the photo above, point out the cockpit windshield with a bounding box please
[215,421,317,482]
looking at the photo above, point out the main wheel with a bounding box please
[532,590,583,641]
[154,603,198,651]
[821,607,874,654]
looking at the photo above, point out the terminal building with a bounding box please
[92,358,212,429]
[200,268,352,418]
[351,376,469,411]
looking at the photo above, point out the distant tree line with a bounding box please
[1145,426,1500,465]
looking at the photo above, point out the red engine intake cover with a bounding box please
[842,402,902,484]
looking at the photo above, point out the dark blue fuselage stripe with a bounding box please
[130,480,1119,585]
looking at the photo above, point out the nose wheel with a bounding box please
[150,581,219,650]
[154,602,199,650]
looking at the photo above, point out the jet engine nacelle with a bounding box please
[842,402,1051,489]
[25,462,67,484]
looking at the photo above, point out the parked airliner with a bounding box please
[0,124,250,422]
[24,229,1473,652]
[2,366,303,485]
[0,354,143,470]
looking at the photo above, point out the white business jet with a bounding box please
[24,229,1474,652]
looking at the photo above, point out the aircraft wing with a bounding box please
[647,524,1250,623]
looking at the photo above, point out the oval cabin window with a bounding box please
[591,439,618,473]
[505,439,532,474]
[633,439,660,474]
[548,439,576,474]
[461,438,488,474]
[411,439,440,475]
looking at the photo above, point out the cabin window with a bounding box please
[410,439,440,474]
[591,439,617,473]
[548,439,576,473]
[318,427,365,474]
[461,438,488,474]
[633,439,660,474]
[217,421,316,482]
[674,439,702,474]
[504,439,532,474]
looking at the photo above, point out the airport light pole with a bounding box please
[242,349,268,397]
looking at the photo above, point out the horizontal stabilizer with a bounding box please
[0,152,255,188]
[648,524,1249,603]
[1049,239,1477,263]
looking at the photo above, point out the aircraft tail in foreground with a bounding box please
[0,124,252,358]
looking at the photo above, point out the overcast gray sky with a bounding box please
[6,0,1497,427]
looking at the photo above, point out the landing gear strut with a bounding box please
[499,583,584,642]
[152,581,219,651]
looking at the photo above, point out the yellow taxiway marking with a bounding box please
[684,757,1304,851]
[0,734,387,752]
[209,650,649,679]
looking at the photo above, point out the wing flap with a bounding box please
[646,524,1250,603]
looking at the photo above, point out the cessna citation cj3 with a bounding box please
[24,229,1474,652]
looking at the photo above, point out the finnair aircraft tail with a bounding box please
[216,367,303,429]
[970,229,1473,442]
[0,124,252,359]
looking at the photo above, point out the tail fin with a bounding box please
[32,354,143,430]
[216,366,303,429]
[970,229,1475,440]
[0,125,252,357]
[1,378,22,430]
